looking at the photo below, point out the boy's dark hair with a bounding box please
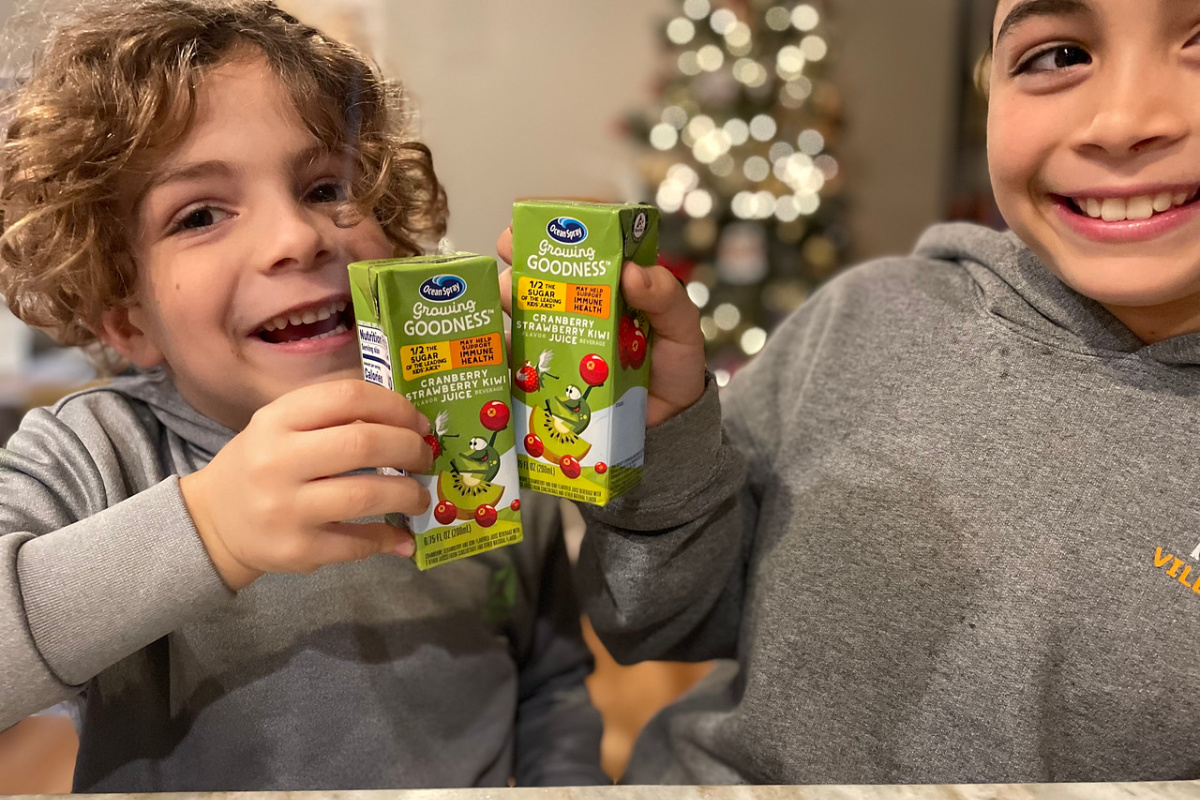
[0,0,448,352]
[975,0,1000,96]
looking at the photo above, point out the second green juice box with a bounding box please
[349,253,522,570]
[511,200,659,506]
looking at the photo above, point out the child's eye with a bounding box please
[307,181,348,204]
[170,206,229,234]
[1014,44,1092,75]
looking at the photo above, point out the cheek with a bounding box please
[987,94,1062,217]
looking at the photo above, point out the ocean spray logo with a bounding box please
[419,274,467,302]
[547,217,588,245]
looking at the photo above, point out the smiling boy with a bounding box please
[0,0,604,791]
[551,0,1200,784]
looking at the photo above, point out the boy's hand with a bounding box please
[179,380,433,591]
[497,227,705,428]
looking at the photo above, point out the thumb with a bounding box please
[620,262,703,351]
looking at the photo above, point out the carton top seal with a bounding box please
[513,200,654,212]
[350,252,493,273]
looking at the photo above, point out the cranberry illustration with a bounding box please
[481,400,510,431]
[580,354,609,387]
[510,499,521,512]
[475,504,498,527]
[594,462,608,474]
[514,361,539,393]
[434,501,457,525]
[560,455,581,479]
[524,433,545,458]
[617,316,635,368]
[627,326,648,369]
[424,434,442,460]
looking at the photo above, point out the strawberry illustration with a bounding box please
[424,410,458,461]
[514,348,557,393]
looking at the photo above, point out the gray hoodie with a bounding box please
[0,371,605,791]
[578,222,1200,785]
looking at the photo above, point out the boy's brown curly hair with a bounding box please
[0,0,448,352]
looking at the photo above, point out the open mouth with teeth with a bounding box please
[255,300,355,344]
[1059,188,1200,222]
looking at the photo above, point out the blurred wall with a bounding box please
[832,0,963,260]
[379,1,674,256]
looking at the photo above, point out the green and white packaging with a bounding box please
[510,200,659,506]
[349,253,522,570]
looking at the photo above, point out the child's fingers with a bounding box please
[496,227,514,266]
[307,522,416,566]
[299,472,431,526]
[294,422,433,478]
[499,266,513,316]
[265,379,431,435]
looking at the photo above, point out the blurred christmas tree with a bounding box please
[630,0,848,382]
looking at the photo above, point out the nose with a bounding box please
[259,198,334,274]
[1074,58,1188,159]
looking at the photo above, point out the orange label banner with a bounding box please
[517,277,611,319]
[401,333,503,380]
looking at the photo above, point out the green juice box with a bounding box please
[510,200,659,506]
[348,253,522,570]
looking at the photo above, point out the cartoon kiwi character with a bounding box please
[451,435,502,483]
[543,354,608,436]
[436,400,510,521]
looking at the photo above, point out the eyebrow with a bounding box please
[995,0,1092,47]
[138,143,337,205]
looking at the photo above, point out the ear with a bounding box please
[98,303,165,369]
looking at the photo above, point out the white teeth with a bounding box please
[1101,198,1126,222]
[1126,196,1154,221]
[1075,190,1195,222]
[260,301,344,334]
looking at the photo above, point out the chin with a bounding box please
[1049,256,1200,309]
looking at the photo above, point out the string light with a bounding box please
[765,6,791,31]
[709,8,737,35]
[697,44,725,72]
[792,4,819,31]
[666,17,696,45]
[687,282,711,308]
[650,123,678,150]
[740,327,768,355]
[797,128,825,155]
[749,114,777,141]
[683,0,710,21]
[800,35,828,62]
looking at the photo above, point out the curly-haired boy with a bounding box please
[0,0,604,791]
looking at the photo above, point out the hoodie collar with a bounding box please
[914,223,1200,367]
[107,370,236,458]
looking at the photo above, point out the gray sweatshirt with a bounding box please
[0,371,606,791]
[578,222,1200,785]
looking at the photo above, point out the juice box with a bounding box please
[348,253,522,570]
[510,200,659,506]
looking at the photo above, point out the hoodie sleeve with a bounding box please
[574,273,860,665]
[0,396,231,730]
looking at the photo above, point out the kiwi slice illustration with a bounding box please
[529,406,592,464]
[437,471,504,519]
